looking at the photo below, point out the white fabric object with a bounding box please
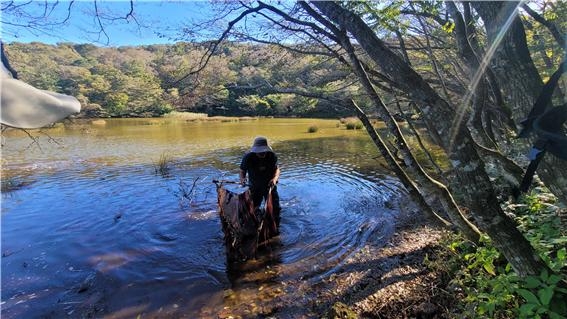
[1,62,81,129]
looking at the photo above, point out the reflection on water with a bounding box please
[1,118,403,318]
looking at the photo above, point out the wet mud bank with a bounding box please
[268,202,451,319]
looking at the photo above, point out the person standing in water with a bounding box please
[240,136,281,224]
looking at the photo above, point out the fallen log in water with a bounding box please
[214,180,280,262]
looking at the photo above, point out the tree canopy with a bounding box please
[4,41,353,118]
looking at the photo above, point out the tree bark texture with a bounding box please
[471,1,542,122]
[350,100,451,228]
[471,1,567,204]
[334,26,480,242]
[310,1,547,276]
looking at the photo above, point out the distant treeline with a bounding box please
[5,42,352,118]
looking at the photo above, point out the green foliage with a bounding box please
[107,92,129,116]
[442,235,518,318]
[515,192,567,269]
[150,103,174,116]
[307,125,318,133]
[516,269,567,319]
[442,21,455,34]
[431,190,567,318]
[523,1,566,76]
[345,1,404,33]
[5,42,346,118]
[236,95,271,115]
[512,191,567,318]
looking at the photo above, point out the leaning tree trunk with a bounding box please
[310,1,547,276]
[472,1,567,204]
[334,28,480,242]
[447,2,499,148]
[471,1,542,122]
[446,2,524,189]
[349,100,451,228]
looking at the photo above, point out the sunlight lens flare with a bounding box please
[448,1,524,150]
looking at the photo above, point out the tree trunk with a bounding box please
[310,1,547,276]
[471,1,567,204]
[350,100,451,228]
[334,27,480,242]
[471,1,542,122]
[447,1,498,149]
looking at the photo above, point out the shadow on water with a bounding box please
[2,132,410,318]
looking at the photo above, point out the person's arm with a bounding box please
[269,166,280,187]
[239,153,249,185]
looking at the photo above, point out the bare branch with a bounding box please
[172,4,264,86]
[521,3,565,50]
[93,0,110,45]
[399,8,448,27]
[62,1,75,24]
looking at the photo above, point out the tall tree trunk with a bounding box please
[447,2,522,187]
[471,1,542,122]
[350,100,451,228]
[334,27,480,242]
[310,1,547,276]
[472,1,567,204]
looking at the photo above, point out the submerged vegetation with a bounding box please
[163,111,209,120]
[163,111,259,122]
[154,152,172,177]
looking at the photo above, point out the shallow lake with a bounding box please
[1,118,404,318]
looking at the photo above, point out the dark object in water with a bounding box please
[214,181,280,262]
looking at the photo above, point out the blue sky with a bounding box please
[1,1,219,46]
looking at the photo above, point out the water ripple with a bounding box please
[1,130,402,318]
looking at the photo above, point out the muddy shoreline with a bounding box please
[262,201,452,319]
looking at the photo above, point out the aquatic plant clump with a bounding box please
[154,152,172,176]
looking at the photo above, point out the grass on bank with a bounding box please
[163,111,258,122]
[428,188,567,318]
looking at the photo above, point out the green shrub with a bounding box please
[516,269,567,319]
[345,120,362,130]
[307,125,318,133]
[429,189,567,318]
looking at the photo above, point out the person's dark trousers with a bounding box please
[270,186,281,227]
[250,185,281,226]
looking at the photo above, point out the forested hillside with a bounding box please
[4,41,348,118]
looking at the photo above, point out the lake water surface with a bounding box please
[1,118,403,318]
